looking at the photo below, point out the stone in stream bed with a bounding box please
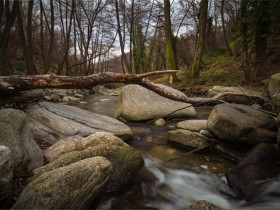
[207,104,277,146]
[114,84,196,121]
[225,143,280,197]
[185,200,223,210]
[177,119,207,132]
[34,132,144,192]
[12,156,112,209]
[26,101,132,144]
[168,129,209,150]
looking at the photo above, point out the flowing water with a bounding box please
[73,94,280,210]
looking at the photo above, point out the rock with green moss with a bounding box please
[12,156,112,209]
[185,200,223,210]
[26,102,132,143]
[35,132,144,192]
[168,129,209,150]
[114,84,196,121]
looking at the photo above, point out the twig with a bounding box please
[147,104,193,123]
[165,142,216,162]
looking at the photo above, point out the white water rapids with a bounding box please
[140,156,280,210]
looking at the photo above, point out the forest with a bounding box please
[1,0,279,83]
[1,0,280,210]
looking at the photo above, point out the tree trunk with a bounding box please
[253,0,270,77]
[221,0,233,56]
[191,0,208,78]
[0,71,269,108]
[0,1,19,75]
[115,0,131,73]
[164,0,179,84]
[240,0,252,82]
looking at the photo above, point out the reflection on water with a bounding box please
[72,94,280,210]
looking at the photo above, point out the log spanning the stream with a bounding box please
[0,71,270,106]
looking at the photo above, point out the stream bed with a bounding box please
[72,94,280,210]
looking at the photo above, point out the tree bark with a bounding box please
[164,0,178,83]
[221,0,233,56]
[191,0,208,78]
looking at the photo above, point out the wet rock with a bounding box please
[12,156,112,209]
[33,132,144,192]
[0,109,43,173]
[62,96,80,102]
[226,162,279,197]
[0,146,13,201]
[154,118,165,126]
[199,130,214,138]
[268,73,280,99]
[226,143,280,197]
[177,120,207,132]
[168,129,209,150]
[26,102,132,144]
[115,84,196,121]
[98,85,121,96]
[185,200,223,210]
[207,104,277,146]
[239,143,279,166]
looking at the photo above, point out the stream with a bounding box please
[72,94,280,210]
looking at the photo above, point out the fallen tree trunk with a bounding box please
[0,71,271,106]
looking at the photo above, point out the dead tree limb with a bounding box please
[0,71,271,106]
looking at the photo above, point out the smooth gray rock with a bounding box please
[0,109,43,173]
[98,86,121,96]
[207,104,277,145]
[0,146,13,201]
[115,84,196,121]
[177,120,207,132]
[278,113,280,153]
[168,129,209,149]
[12,156,112,209]
[26,102,132,144]
[34,132,144,192]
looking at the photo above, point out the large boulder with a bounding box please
[12,156,112,209]
[226,143,280,197]
[207,104,277,146]
[168,129,209,150]
[115,84,196,121]
[26,102,132,144]
[0,146,13,201]
[34,132,144,192]
[268,73,280,98]
[0,109,43,173]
